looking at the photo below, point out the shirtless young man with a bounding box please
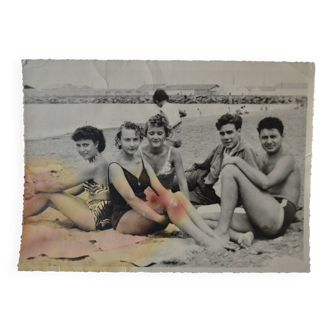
[214,117,301,247]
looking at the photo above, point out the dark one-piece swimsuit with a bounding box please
[108,159,156,230]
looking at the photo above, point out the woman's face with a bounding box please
[76,139,99,160]
[146,125,166,148]
[120,128,141,155]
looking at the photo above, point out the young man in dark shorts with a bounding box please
[213,117,301,248]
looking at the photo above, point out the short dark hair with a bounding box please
[215,113,242,131]
[257,117,284,135]
[153,89,169,104]
[115,121,145,149]
[144,114,172,138]
[72,126,106,152]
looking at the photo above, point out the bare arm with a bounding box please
[64,184,85,196]
[33,163,100,194]
[172,149,190,200]
[108,163,167,224]
[223,155,295,190]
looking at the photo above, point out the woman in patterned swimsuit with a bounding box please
[108,121,235,250]
[24,126,113,231]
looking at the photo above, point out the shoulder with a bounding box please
[215,144,224,153]
[108,161,123,173]
[170,146,182,160]
[277,153,296,166]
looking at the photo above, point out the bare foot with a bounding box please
[236,231,254,248]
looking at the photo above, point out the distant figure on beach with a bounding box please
[197,108,202,117]
[23,126,113,231]
[212,117,301,247]
[107,121,235,250]
[153,89,187,148]
[173,113,258,207]
[138,114,190,206]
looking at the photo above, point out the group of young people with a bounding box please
[23,89,301,251]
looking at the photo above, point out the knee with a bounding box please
[221,164,239,178]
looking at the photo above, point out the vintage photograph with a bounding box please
[20,60,313,272]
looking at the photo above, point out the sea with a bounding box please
[24,103,293,141]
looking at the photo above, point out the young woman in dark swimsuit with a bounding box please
[107,121,236,250]
[24,126,113,231]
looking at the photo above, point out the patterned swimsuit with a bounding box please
[83,179,113,230]
[108,160,153,230]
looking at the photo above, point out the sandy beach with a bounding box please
[20,106,307,271]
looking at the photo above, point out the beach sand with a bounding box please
[19,106,307,271]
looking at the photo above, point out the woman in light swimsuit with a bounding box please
[107,121,236,250]
[24,126,113,231]
[138,114,190,212]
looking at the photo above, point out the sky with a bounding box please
[23,60,312,90]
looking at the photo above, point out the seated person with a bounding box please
[214,117,301,247]
[174,113,258,207]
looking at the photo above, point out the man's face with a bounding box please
[219,123,241,149]
[259,128,283,153]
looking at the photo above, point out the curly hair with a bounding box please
[153,89,169,104]
[215,113,242,131]
[144,114,172,138]
[257,117,284,135]
[71,126,106,152]
[114,121,145,149]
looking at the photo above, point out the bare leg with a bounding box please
[199,212,254,247]
[24,192,96,231]
[173,192,237,249]
[116,210,167,235]
[47,193,96,231]
[215,165,283,239]
[24,193,52,219]
[117,199,227,250]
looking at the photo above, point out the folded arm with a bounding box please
[109,163,167,224]
[223,155,295,190]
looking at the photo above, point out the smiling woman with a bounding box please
[23,126,113,231]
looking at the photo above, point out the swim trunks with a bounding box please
[273,197,297,238]
[252,197,296,239]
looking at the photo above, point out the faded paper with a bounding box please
[20,60,313,272]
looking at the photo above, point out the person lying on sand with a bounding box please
[209,117,301,248]
[173,113,258,207]
[107,121,236,251]
[23,126,113,231]
[138,114,190,203]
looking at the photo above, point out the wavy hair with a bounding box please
[114,121,145,149]
[144,114,172,138]
[72,126,106,152]
[215,113,242,131]
[257,117,284,135]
